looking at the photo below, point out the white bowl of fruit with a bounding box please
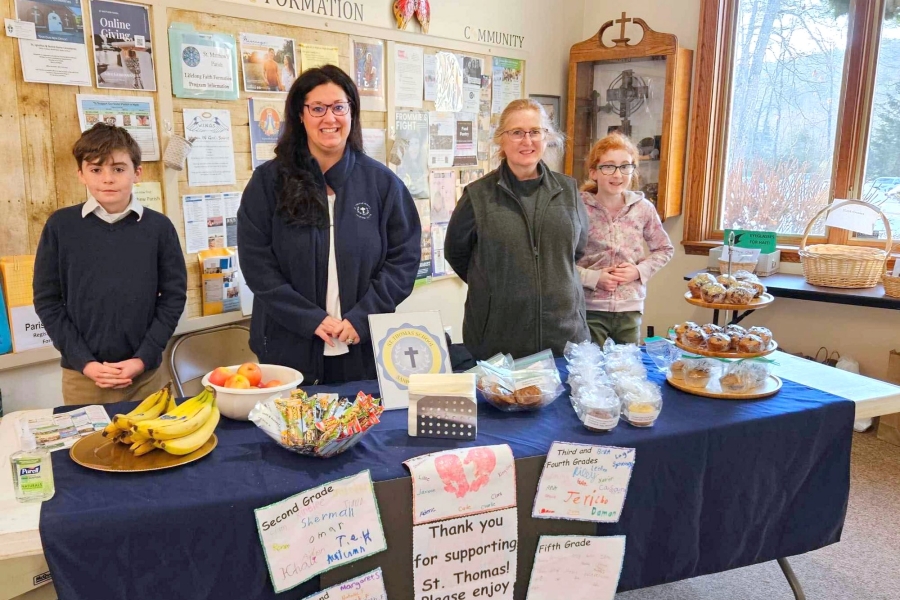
[201,362,303,421]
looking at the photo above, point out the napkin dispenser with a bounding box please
[407,373,477,439]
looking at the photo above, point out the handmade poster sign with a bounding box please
[302,568,388,600]
[255,471,387,594]
[412,507,518,600]
[369,311,451,409]
[525,535,625,600]
[404,444,516,524]
[533,442,634,523]
[169,24,239,100]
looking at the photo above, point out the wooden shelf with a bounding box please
[0,312,250,373]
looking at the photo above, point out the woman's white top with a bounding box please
[324,193,349,356]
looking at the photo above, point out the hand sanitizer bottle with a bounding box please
[10,420,55,503]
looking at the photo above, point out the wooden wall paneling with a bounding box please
[0,0,29,256]
[18,78,57,255]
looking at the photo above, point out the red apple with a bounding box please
[237,363,262,387]
[263,380,283,388]
[224,374,251,389]
[209,367,234,387]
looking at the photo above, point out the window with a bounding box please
[684,0,892,258]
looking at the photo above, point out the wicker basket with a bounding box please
[884,272,900,298]
[799,200,892,289]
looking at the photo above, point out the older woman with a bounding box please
[238,65,421,384]
[445,98,590,359]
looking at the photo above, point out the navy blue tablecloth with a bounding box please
[40,356,855,599]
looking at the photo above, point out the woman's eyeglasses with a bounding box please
[304,101,352,117]
[503,128,547,141]
[595,163,636,175]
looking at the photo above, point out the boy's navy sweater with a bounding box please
[33,206,187,373]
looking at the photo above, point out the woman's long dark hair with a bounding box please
[275,65,363,227]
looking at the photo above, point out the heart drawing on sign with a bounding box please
[435,447,497,498]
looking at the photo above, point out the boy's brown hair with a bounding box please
[72,123,142,170]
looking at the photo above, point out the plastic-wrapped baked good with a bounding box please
[747,326,773,347]
[725,285,755,305]
[681,328,707,349]
[724,324,747,339]
[717,274,739,288]
[719,359,772,392]
[682,357,720,388]
[477,360,564,412]
[701,323,723,336]
[617,377,663,427]
[700,283,727,303]
[688,273,717,298]
[577,384,621,432]
[742,279,766,297]
[733,270,756,281]
[738,334,764,354]
[707,333,732,352]
[669,359,685,379]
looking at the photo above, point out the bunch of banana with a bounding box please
[100,383,174,443]
[131,387,220,456]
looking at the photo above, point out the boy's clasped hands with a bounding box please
[83,358,145,389]
[315,316,360,347]
[596,262,641,292]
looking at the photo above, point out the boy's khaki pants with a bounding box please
[62,367,167,406]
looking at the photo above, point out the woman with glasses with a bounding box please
[238,65,421,384]
[576,134,674,345]
[445,98,590,360]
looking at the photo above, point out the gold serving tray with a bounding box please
[683,291,775,311]
[666,372,782,400]
[673,339,777,359]
[70,431,217,473]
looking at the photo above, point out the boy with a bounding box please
[33,124,187,405]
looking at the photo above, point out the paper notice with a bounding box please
[404,445,516,524]
[532,443,635,522]
[182,194,208,253]
[394,43,424,108]
[413,507,517,600]
[133,182,164,214]
[184,108,236,187]
[362,128,387,165]
[255,471,387,594]
[300,43,339,71]
[301,568,387,600]
[825,200,879,235]
[525,535,626,600]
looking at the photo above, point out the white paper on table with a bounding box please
[394,43,424,108]
[184,108,236,187]
[5,18,36,39]
[719,245,761,262]
[428,112,456,169]
[19,38,91,86]
[525,535,626,600]
[413,507,517,600]
[423,53,437,101]
[182,194,209,253]
[825,200,879,235]
[362,128,387,164]
[301,568,387,600]
[24,406,111,452]
[532,443,635,522]
[404,444,516,524]
[255,470,387,594]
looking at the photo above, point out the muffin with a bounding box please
[682,328,708,349]
[673,322,692,339]
[688,273,717,298]
[707,333,732,352]
[742,279,766,297]
[725,286,755,305]
[747,326,773,347]
[719,372,746,393]
[724,324,747,338]
[738,334,764,354]
[685,363,713,388]
[669,359,685,379]
[701,323,723,336]
[717,274,739,288]
[733,270,756,281]
[700,283,727,304]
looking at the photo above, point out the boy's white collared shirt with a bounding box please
[82,195,144,224]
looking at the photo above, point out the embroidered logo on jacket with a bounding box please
[354,203,373,219]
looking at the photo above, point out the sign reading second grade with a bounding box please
[255,470,387,593]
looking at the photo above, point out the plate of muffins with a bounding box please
[669,322,777,358]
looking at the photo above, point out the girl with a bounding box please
[577,134,674,346]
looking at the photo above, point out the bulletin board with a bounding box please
[0,0,525,322]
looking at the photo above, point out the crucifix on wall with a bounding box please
[613,12,632,44]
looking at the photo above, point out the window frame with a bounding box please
[683,0,889,262]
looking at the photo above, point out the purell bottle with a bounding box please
[10,420,55,503]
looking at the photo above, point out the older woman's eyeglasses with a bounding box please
[503,128,547,141]
[304,101,351,117]
[595,163,636,175]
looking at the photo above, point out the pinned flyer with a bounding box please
[525,535,625,600]
[302,568,387,600]
[532,442,635,523]
[255,471,387,594]
[405,445,516,524]
[413,507,517,600]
